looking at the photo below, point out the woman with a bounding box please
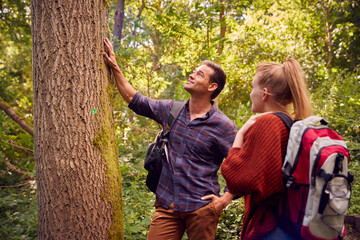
[221,59,313,240]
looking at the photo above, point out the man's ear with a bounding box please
[208,82,218,92]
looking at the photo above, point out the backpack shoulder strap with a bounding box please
[166,100,186,132]
[273,112,294,166]
[272,112,293,131]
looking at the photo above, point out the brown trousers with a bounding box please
[147,201,222,240]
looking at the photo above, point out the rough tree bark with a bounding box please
[31,1,123,239]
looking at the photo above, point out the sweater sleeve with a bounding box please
[221,113,288,203]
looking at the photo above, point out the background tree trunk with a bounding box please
[215,1,226,107]
[114,0,126,45]
[320,0,333,75]
[31,1,123,239]
[218,2,226,58]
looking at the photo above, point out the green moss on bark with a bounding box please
[93,81,124,240]
[103,0,111,8]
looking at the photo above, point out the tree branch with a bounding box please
[0,158,34,180]
[0,138,34,153]
[137,0,146,18]
[0,97,34,136]
[0,181,32,189]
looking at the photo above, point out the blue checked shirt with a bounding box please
[128,92,237,212]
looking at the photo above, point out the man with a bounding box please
[103,38,237,240]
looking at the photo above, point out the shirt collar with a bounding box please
[185,100,216,120]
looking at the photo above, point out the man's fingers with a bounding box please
[103,38,117,68]
[102,52,109,62]
[104,38,113,51]
[201,194,216,201]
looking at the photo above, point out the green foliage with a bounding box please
[216,175,244,239]
[120,163,154,239]
[0,0,35,226]
[0,0,32,111]
[348,160,360,214]
[116,115,158,239]
[0,108,35,240]
[0,188,37,240]
[311,68,360,217]
[216,199,244,240]
[313,69,360,159]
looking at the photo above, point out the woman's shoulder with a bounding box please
[256,112,286,125]
[248,112,289,136]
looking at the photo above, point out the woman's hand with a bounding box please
[232,113,268,148]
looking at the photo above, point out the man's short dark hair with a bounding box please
[202,60,226,99]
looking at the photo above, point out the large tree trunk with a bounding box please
[31,1,123,239]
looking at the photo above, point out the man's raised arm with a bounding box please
[103,38,136,103]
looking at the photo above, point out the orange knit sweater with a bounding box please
[221,113,289,240]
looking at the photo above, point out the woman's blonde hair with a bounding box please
[256,58,313,119]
